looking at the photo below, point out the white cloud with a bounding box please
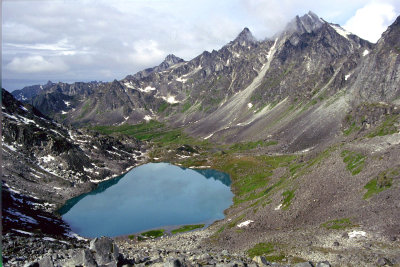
[343,2,397,42]
[6,56,69,74]
[128,40,166,67]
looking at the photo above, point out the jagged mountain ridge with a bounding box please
[12,12,399,152]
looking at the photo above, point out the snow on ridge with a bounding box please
[330,24,350,40]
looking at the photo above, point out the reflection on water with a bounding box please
[59,163,233,238]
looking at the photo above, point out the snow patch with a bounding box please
[176,77,187,83]
[43,237,57,242]
[162,95,180,104]
[7,209,38,224]
[267,39,278,60]
[363,49,369,56]
[66,232,88,241]
[345,74,351,81]
[144,115,152,121]
[20,106,28,112]
[3,143,17,151]
[13,229,34,236]
[204,133,214,140]
[237,220,254,228]
[247,103,253,109]
[138,86,156,93]
[124,82,135,89]
[41,155,55,163]
[331,24,350,40]
[64,101,71,107]
[274,204,282,210]
[348,230,367,238]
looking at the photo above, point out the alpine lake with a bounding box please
[59,162,233,238]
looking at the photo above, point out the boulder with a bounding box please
[316,261,331,267]
[252,255,270,266]
[65,249,97,267]
[38,256,54,267]
[164,258,182,267]
[90,237,119,265]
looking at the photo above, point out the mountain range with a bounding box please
[3,11,400,266]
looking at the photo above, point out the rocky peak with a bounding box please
[378,15,400,47]
[233,27,257,45]
[163,54,185,66]
[126,54,185,80]
[283,11,325,35]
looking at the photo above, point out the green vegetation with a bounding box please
[281,189,295,209]
[181,101,192,113]
[367,114,399,138]
[171,224,205,234]
[363,168,397,199]
[212,155,296,205]
[321,218,355,230]
[343,121,360,136]
[128,234,135,240]
[229,140,278,151]
[247,242,275,258]
[140,229,165,239]
[79,100,91,119]
[341,150,366,175]
[90,120,198,145]
[158,102,169,113]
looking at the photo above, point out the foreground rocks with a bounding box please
[20,235,332,267]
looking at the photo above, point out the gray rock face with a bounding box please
[316,261,331,267]
[65,249,97,267]
[349,15,400,103]
[90,237,120,265]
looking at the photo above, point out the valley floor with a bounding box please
[3,124,400,266]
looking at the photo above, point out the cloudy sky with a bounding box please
[2,0,399,91]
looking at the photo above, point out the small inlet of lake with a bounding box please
[59,163,233,238]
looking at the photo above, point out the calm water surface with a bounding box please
[59,163,233,237]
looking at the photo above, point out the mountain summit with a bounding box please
[233,27,257,45]
[283,10,324,35]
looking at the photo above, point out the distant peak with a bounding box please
[234,27,256,44]
[163,54,184,65]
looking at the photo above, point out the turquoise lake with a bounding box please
[59,162,233,237]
